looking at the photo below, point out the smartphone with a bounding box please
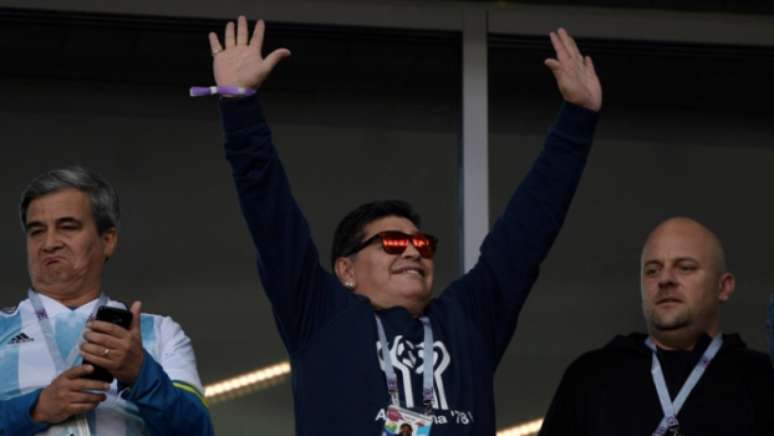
[84,306,133,383]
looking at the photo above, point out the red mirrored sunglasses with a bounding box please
[344,231,439,259]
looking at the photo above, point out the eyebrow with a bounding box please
[643,257,698,266]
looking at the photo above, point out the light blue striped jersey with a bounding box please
[0,293,203,435]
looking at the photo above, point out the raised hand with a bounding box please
[31,365,109,424]
[209,16,291,89]
[545,28,602,112]
[81,301,145,385]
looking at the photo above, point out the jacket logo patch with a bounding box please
[8,333,34,344]
[377,335,451,410]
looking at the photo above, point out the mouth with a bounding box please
[656,297,683,306]
[392,265,425,278]
[42,256,64,266]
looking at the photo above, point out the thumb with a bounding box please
[264,48,291,73]
[129,301,142,333]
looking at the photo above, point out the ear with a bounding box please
[717,272,735,302]
[102,227,118,260]
[334,256,356,289]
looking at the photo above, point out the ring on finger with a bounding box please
[212,48,223,56]
[103,348,111,357]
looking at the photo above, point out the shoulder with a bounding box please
[563,334,649,379]
[721,335,772,371]
[0,299,28,323]
[0,297,29,317]
[0,305,19,316]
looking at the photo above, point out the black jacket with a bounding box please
[540,333,774,436]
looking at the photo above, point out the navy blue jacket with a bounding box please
[220,95,597,435]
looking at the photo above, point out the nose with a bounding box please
[401,240,422,260]
[41,230,63,253]
[657,267,677,290]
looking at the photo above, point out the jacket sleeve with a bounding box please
[219,94,354,353]
[440,102,598,368]
[125,350,212,436]
[126,316,212,435]
[0,390,50,436]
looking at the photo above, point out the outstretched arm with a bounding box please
[211,17,353,352]
[443,28,601,367]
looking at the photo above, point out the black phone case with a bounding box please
[84,306,133,383]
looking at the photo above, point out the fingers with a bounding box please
[68,390,107,404]
[63,364,95,379]
[129,301,142,333]
[549,31,568,63]
[557,28,581,59]
[225,21,236,48]
[80,341,121,360]
[264,48,292,72]
[208,32,223,55]
[251,19,265,50]
[237,15,249,45]
[69,377,111,392]
[544,58,561,72]
[584,55,596,75]
[87,321,127,338]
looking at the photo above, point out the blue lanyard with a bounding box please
[28,289,108,373]
[376,315,434,415]
[645,335,723,436]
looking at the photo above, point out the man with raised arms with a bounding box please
[209,16,601,435]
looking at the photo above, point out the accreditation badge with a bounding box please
[382,405,432,436]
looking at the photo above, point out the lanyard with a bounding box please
[645,335,723,436]
[28,289,108,373]
[376,315,434,415]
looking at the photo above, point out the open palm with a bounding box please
[209,16,290,89]
[545,28,602,112]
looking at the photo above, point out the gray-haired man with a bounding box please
[0,166,213,435]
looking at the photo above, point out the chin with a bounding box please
[399,286,431,301]
[651,313,692,332]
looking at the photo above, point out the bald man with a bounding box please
[539,217,774,436]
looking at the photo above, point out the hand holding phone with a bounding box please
[83,306,132,383]
[81,301,144,385]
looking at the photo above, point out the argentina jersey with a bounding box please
[0,292,204,435]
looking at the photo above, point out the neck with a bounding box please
[34,286,101,308]
[649,325,719,351]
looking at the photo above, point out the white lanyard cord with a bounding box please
[28,289,108,372]
[645,334,723,436]
[376,315,435,414]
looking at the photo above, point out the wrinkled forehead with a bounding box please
[25,188,92,223]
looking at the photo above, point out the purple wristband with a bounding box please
[189,86,256,97]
